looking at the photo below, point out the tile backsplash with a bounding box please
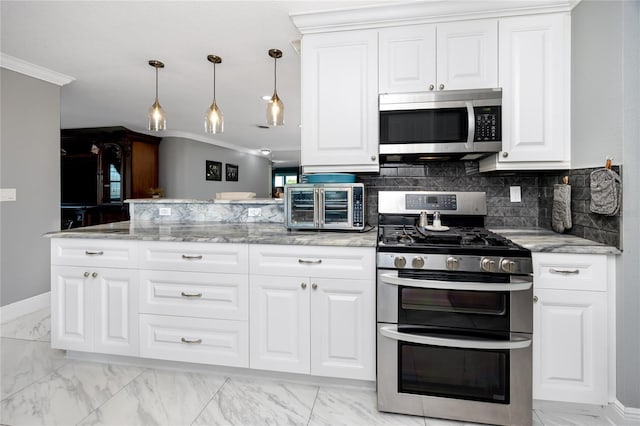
[358,162,621,248]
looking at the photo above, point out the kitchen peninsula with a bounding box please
[46,198,378,382]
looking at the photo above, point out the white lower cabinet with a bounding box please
[51,265,139,356]
[249,245,376,380]
[533,253,614,405]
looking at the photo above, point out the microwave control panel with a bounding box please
[353,186,364,227]
[474,106,501,142]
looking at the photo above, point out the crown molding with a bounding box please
[290,0,581,34]
[0,52,75,86]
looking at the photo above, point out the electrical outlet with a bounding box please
[510,186,522,203]
[0,188,17,202]
[159,207,171,216]
[248,208,261,217]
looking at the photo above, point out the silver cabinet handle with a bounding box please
[312,283,318,290]
[84,272,90,278]
[181,337,202,344]
[428,84,435,90]
[301,282,307,289]
[549,268,580,275]
[502,152,509,158]
[181,292,203,298]
[533,295,539,303]
[91,272,98,278]
[371,155,376,161]
[439,83,445,90]
[298,259,322,264]
[182,255,203,260]
[85,250,104,256]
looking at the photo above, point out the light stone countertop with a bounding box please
[125,198,284,204]
[44,221,378,248]
[490,228,621,255]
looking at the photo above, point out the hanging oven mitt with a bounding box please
[552,178,572,233]
[590,168,621,216]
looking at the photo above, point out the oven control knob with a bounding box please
[394,256,407,268]
[500,258,518,273]
[481,257,498,272]
[446,256,459,271]
[412,257,425,269]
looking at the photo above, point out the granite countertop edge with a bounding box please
[489,227,621,255]
[44,221,378,248]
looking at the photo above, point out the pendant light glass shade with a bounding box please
[267,49,284,126]
[147,60,166,131]
[205,55,224,134]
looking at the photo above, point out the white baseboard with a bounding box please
[0,292,51,324]
[610,400,640,424]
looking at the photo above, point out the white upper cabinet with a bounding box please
[301,30,379,173]
[480,13,571,171]
[379,19,497,93]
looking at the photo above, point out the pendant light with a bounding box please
[266,48,284,126]
[205,55,224,134]
[147,60,166,131]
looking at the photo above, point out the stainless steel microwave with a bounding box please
[379,88,502,162]
[285,183,365,231]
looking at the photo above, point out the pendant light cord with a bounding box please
[273,56,277,93]
[155,66,159,102]
[213,63,217,101]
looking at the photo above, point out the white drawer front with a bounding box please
[139,242,248,273]
[139,314,248,367]
[250,245,375,279]
[139,270,248,320]
[533,253,608,291]
[51,238,138,268]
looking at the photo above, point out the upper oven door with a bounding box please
[377,269,533,334]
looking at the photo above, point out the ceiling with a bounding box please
[0,1,392,168]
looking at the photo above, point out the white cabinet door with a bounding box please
[51,266,92,352]
[533,288,608,404]
[379,24,436,93]
[249,275,310,374]
[310,278,375,380]
[436,19,497,90]
[481,13,570,171]
[93,268,139,356]
[301,30,379,173]
[51,265,138,356]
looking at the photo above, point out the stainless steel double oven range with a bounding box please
[376,191,533,426]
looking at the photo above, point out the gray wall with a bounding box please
[1,69,61,307]
[571,0,624,168]
[159,137,271,200]
[618,0,640,410]
[573,0,640,409]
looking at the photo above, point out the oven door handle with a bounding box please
[379,325,532,350]
[379,273,532,292]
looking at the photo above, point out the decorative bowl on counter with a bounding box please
[304,173,356,183]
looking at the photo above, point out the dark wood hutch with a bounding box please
[60,126,161,228]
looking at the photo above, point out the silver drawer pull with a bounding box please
[85,250,104,256]
[182,255,203,260]
[181,292,203,298]
[549,268,580,275]
[298,258,322,264]
[181,337,202,344]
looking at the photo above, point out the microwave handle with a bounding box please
[466,101,475,144]
[379,272,533,292]
[379,325,532,350]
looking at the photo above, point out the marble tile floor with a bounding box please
[0,308,628,426]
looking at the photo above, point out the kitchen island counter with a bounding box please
[45,221,378,247]
[490,228,621,255]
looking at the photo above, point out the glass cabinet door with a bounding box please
[100,143,123,204]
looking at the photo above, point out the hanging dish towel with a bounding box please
[590,168,621,216]
[552,180,572,233]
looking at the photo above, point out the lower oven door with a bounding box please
[377,324,532,426]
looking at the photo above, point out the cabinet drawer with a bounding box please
[139,314,248,367]
[533,253,608,291]
[139,242,248,273]
[249,245,375,279]
[139,270,248,320]
[51,238,138,268]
